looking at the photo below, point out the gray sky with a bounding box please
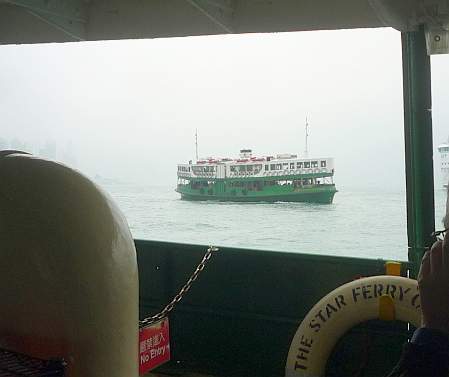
[0,27,448,189]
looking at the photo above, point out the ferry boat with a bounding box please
[176,149,337,203]
[438,140,449,188]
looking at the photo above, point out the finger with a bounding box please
[419,250,430,281]
[430,240,443,274]
[443,233,449,271]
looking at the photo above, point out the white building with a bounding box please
[438,141,449,188]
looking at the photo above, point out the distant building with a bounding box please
[0,138,8,150]
[39,140,57,159]
[438,140,449,188]
[10,138,26,151]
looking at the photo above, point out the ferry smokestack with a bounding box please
[239,149,252,158]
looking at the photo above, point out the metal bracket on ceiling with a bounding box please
[369,0,449,54]
[4,0,88,41]
[186,0,235,33]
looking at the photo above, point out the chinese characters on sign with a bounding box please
[139,317,170,375]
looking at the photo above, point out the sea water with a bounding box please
[98,181,447,261]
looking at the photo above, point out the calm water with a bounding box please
[98,181,447,261]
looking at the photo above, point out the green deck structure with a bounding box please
[137,239,410,377]
[177,171,337,203]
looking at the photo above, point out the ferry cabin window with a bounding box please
[230,166,236,172]
[247,165,253,172]
[192,167,202,174]
[304,162,311,168]
[311,161,318,168]
[290,163,294,169]
[270,164,276,170]
[297,162,303,168]
[276,164,282,170]
[265,165,269,171]
[321,161,326,167]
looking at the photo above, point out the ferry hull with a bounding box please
[177,185,337,204]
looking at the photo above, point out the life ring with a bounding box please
[285,276,421,377]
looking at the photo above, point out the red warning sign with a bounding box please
[139,317,170,375]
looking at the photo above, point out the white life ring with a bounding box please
[285,276,421,377]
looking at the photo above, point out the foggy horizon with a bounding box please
[1,27,448,190]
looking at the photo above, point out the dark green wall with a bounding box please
[136,240,410,377]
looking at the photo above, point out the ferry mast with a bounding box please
[304,117,309,158]
[195,129,199,162]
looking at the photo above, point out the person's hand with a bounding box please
[418,234,449,334]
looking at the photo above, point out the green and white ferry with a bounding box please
[176,149,337,203]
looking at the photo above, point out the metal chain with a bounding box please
[139,245,219,328]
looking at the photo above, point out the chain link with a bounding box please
[139,245,219,328]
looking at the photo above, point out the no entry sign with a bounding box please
[139,317,170,375]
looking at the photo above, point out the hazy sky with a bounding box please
[1,27,448,189]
